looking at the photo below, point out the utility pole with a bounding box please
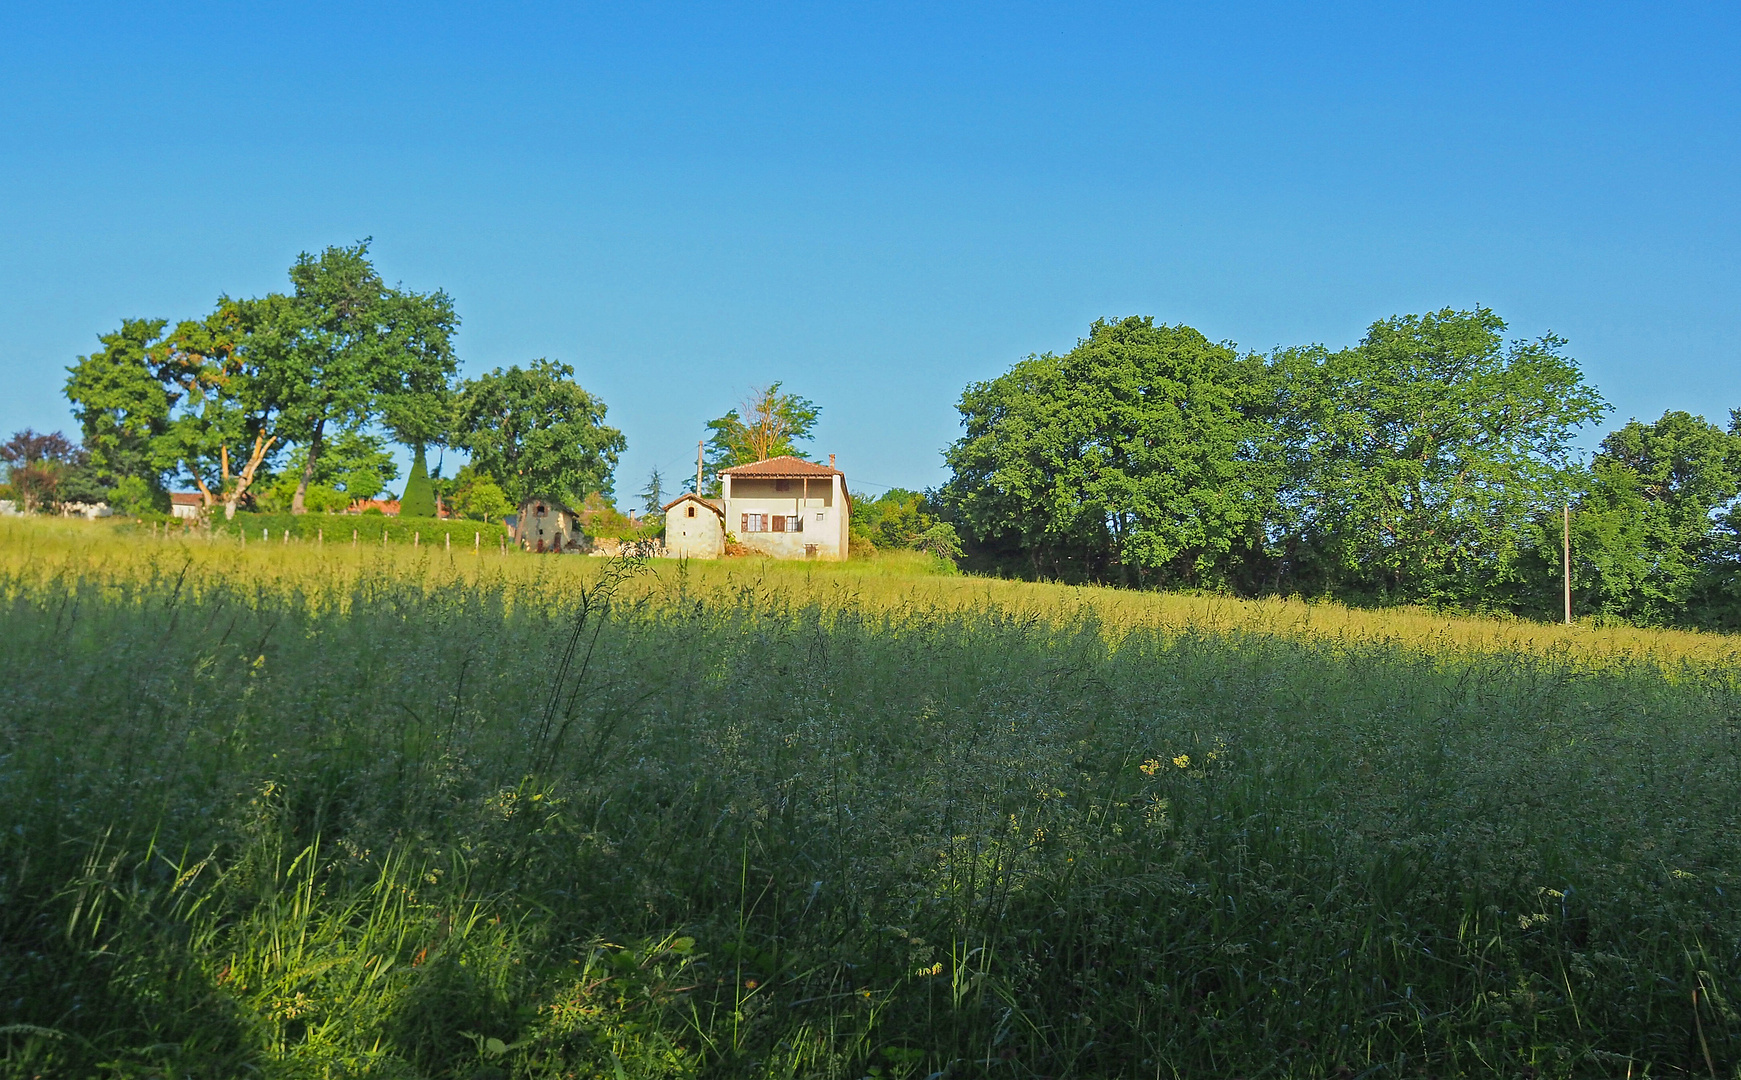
[1563,503,1572,625]
[697,440,705,495]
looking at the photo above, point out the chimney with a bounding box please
[829,453,836,469]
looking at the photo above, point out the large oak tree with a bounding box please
[452,359,625,507]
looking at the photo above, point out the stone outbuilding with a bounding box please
[512,497,585,553]
[661,492,725,558]
[720,455,850,561]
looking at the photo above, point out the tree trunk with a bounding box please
[291,419,326,515]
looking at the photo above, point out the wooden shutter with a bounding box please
[741,513,748,533]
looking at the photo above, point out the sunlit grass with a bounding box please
[6,515,1738,670]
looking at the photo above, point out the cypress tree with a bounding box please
[399,445,437,518]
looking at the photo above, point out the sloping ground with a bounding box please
[1,518,1738,1077]
[6,516,1739,670]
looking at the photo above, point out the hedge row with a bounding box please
[193,513,514,548]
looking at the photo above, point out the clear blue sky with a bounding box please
[2,2,1736,498]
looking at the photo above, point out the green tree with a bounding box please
[257,430,399,512]
[1568,410,1741,625]
[398,448,438,518]
[639,467,667,515]
[942,317,1272,586]
[267,241,459,514]
[451,467,512,522]
[703,383,820,489]
[156,300,288,518]
[852,488,943,551]
[1268,308,1606,606]
[452,359,625,507]
[63,318,175,503]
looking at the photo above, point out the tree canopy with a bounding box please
[943,317,1271,587]
[452,359,626,507]
[703,383,820,489]
[943,308,1627,613]
[61,243,459,518]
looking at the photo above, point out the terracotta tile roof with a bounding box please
[662,493,723,516]
[169,492,202,506]
[349,499,401,515]
[719,455,842,478]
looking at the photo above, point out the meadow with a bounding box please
[1,517,1738,1078]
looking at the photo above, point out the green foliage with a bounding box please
[944,317,1270,588]
[267,240,459,512]
[1568,410,1741,626]
[257,431,401,512]
[450,468,513,522]
[453,359,626,506]
[59,243,458,518]
[703,382,820,489]
[945,309,1614,613]
[2,532,1739,1076]
[638,466,666,516]
[211,511,511,547]
[1266,308,1607,606]
[849,489,961,569]
[63,317,174,493]
[399,446,438,519]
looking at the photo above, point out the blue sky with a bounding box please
[2,2,1736,498]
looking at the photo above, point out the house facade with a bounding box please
[719,455,849,561]
[512,497,585,553]
[662,492,725,558]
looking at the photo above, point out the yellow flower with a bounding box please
[1139,759,1162,777]
[1173,754,1190,769]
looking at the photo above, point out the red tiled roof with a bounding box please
[662,493,723,516]
[169,492,202,506]
[719,455,842,478]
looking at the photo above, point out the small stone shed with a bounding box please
[512,497,585,553]
[662,492,724,558]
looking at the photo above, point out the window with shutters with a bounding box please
[742,513,768,533]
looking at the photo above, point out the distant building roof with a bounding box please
[517,496,578,514]
[662,492,724,516]
[719,455,842,479]
[169,492,202,506]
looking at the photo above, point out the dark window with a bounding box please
[687,506,696,518]
[775,479,791,492]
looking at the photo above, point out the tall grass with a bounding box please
[2,518,1738,1077]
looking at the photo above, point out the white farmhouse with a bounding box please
[170,492,203,520]
[719,455,849,561]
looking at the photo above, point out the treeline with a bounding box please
[939,309,1741,630]
[30,241,624,523]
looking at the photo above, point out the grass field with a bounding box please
[2,517,1738,1078]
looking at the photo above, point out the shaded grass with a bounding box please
[1,518,1739,1077]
